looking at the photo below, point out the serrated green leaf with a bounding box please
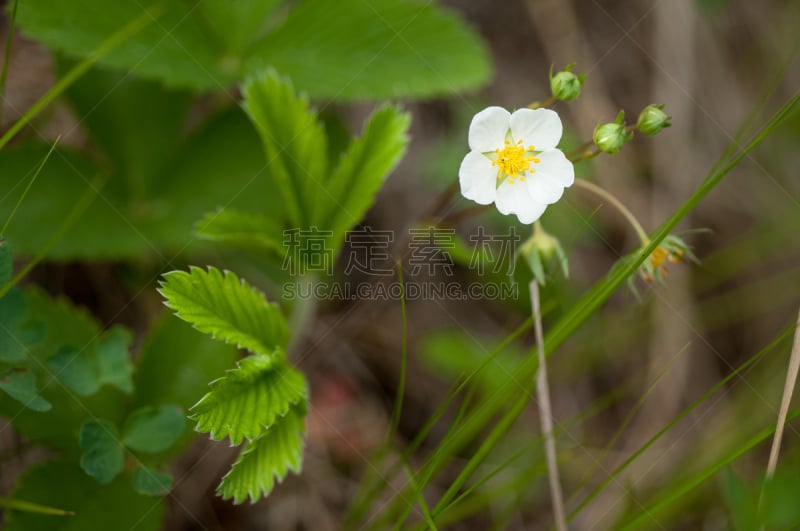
[243,70,328,229]
[0,288,128,449]
[242,74,410,258]
[191,355,307,445]
[0,288,39,363]
[0,372,51,412]
[60,62,191,199]
[0,109,282,260]
[159,266,288,356]
[0,145,143,258]
[0,239,11,287]
[198,0,285,53]
[250,0,491,99]
[322,105,410,252]
[79,419,124,485]
[95,326,133,394]
[16,0,489,99]
[132,314,239,457]
[122,404,184,453]
[47,346,99,396]
[218,403,306,503]
[15,1,226,89]
[6,460,164,531]
[195,208,283,252]
[131,465,173,497]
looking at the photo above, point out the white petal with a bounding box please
[459,151,498,205]
[495,179,547,224]
[535,149,574,187]
[468,106,511,152]
[509,108,563,151]
[525,172,564,205]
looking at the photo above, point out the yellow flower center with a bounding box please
[492,139,539,185]
[650,245,669,270]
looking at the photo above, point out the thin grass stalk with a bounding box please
[530,280,567,530]
[0,0,20,125]
[0,5,162,150]
[764,308,800,478]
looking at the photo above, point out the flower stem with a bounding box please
[530,280,567,531]
[572,178,649,244]
[528,95,557,109]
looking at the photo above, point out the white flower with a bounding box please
[458,106,574,224]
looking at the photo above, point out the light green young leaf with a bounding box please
[6,460,164,531]
[46,346,99,396]
[159,266,288,356]
[0,239,11,287]
[16,0,489,99]
[95,326,133,394]
[322,105,410,252]
[131,465,173,497]
[191,355,307,445]
[218,403,306,503]
[79,419,124,485]
[243,74,410,258]
[122,404,184,453]
[195,209,283,252]
[243,70,328,229]
[0,372,51,412]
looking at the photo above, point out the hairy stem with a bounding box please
[530,280,567,531]
[572,178,649,244]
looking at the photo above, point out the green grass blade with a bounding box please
[0,4,162,150]
[384,89,800,530]
[545,89,800,355]
[0,174,106,297]
[1,137,59,236]
[346,319,532,528]
[389,263,408,440]
[617,405,800,531]
[568,325,795,520]
[0,496,73,516]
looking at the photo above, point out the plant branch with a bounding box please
[530,280,567,531]
[572,178,649,243]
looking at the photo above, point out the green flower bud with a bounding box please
[593,111,632,154]
[637,104,671,136]
[549,64,585,102]
[518,223,569,286]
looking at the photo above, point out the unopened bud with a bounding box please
[519,224,569,286]
[593,111,632,154]
[637,104,671,136]
[549,64,585,102]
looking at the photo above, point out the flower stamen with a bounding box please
[493,139,538,183]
